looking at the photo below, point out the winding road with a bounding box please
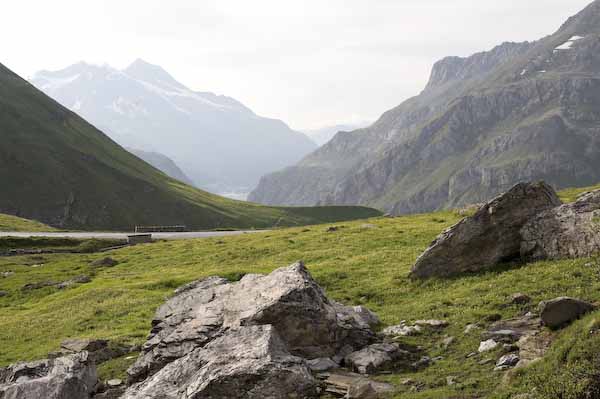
[0,230,268,241]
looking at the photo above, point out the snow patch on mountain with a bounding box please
[36,74,80,91]
[555,35,584,51]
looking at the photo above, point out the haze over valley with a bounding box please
[3,2,600,399]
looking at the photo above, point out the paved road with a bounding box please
[0,230,268,241]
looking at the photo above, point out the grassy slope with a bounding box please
[2,189,600,397]
[558,182,600,203]
[0,214,57,232]
[0,63,379,231]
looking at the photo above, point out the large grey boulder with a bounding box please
[0,352,97,399]
[127,262,378,389]
[122,325,318,399]
[411,182,561,278]
[539,297,595,328]
[521,189,600,261]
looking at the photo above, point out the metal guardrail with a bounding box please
[134,225,187,233]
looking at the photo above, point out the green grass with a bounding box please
[0,237,125,253]
[1,209,600,397]
[0,213,56,232]
[559,183,600,203]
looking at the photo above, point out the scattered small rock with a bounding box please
[483,329,521,344]
[495,353,520,371]
[91,257,119,267]
[414,319,449,328]
[345,343,416,374]
[73,275,91,283]
[1,271,14,278]
[464,323,480,334]
[61,338,108,353]
[59,338,132,364]
[0,290,8,297]
[503,344,519,353]
[446,376,457,385]
[382,324,422,337]
[511,293,531,305]
[539,297,595,328]
[484,314,503,323]
[307,357,338,372]
[478,339,499,353]
[22,281,57,291]
[360,224,377,229]
[411,356,432,369]
[57,281,74,290]
[346,380,378,399]
[440,336,455,350]
[106,379,123,387]
[327,226,339,232]
[320,371,394,398]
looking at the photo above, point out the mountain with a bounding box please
[30,59,317,196]
[303,121,372,146]
[250,0,600,213]
[0,62,380,230]
[127,148,193,185]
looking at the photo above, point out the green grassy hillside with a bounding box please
[1,191,599,397]
[0,213,56,232]
[0,63,379,231]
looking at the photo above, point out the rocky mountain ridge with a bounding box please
[250,0,600,215]
[126,148,193,185]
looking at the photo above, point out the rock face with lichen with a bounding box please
[0,352,97,399]
[521,190,600,261]
[411,182,561,278]
[123,262,388,398]
[411,181,600,279]
[122,325,319,399]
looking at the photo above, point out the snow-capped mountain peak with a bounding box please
[29,60,317,196]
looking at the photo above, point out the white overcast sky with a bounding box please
[2,0,591,129]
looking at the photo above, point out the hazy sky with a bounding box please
[3,0,591,130]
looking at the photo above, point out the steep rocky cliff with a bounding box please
[249,0,600,214]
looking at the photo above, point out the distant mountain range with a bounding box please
[30,59,317,196]
[303,121,372,146]
[0,62,379,230]
[250,0,600,214]
[127,148,193,185]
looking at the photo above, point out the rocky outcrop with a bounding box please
[124,262,394,398]
[539,297,596,328]
[0,352,97,399]
[411,182,561,278]
[128,262,377,384]
[344,343,417,374]
[521,190,600,261]
[412,182,600,278]
[319,371,394,398]
[123,326,319,399]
